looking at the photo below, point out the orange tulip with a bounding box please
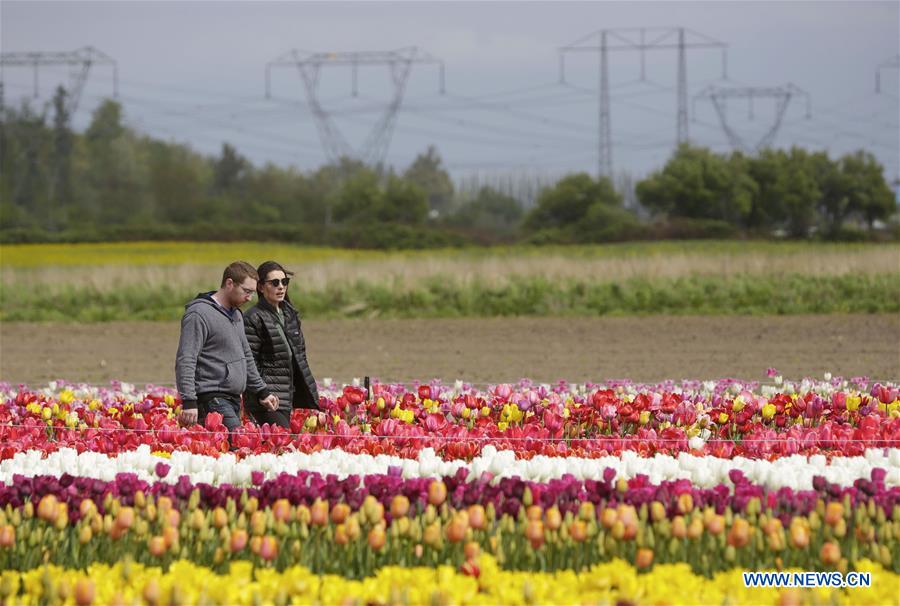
[249,535,262,555]
[424,522,442,547]
[390,495,410,519]
[259,535,279,561]
[79,499,96,519]
[672,516,687,539]
[368,526,386,551]
[544,507,562,531]
[789,522,810,549]
[310,499,329,526]
[74,579,94,606]
[526,505,543,522]
[569,520,588,542]
[824,502,843,527]
[331,502,351,524]
[687,518,704,540]
[600,508,618,530]
[109,524,126,541]
[157,496,173,515]
[230,529,248,553]
[345,516,361,541]
[37,495,59,523]
[162,525,179,549]
[115,507,135,530]
[247,511,266,537]
[727,518,750,548]
[820,541,841,566]
[467,505,486,530]
[446,516,468,543]
[189,509,205,531]
[525,519,544,545]
[707,515,725,535]
[677,493,694,514]
[273,499,293,523]
[212,507,228,529]
[617,505,638,527]
[635,548,654,569]
[148,535,166,557]
[428,480,447,506]
[334,524,349,545]
[143,580,161,606]
[0,525,14,548]
[165,509,180,528]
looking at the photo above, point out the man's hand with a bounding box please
[180,408,198,426]
[261,394,279,411]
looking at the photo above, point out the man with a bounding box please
[175,261,278,433]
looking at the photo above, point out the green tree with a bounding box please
[772,147,820,238]
[746,149,789,230]
[332,168,382,224]
[147,140,207,224]
[212,142,250,196]
[379,175,428,224]
[809,151,850,236]
[312,157,369,226]
[49,86,74,228]
[403,146,454,217]
[524,173,621,231]
[83,99,150,225]
[636,144,754,224]
[246,164,310,224]
[450,186,523,233]
[840,151,895,229]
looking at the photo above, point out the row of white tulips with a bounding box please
[2,445,897,490]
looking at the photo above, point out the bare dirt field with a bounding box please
[2,315,898,387]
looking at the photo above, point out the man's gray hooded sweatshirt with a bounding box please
[176,293,270,410]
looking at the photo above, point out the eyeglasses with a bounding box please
[265,278,291,288]
[238,286,256,296]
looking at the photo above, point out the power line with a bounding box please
[266,47,445,165]
[558,27,728,178]
[693,83,812,153]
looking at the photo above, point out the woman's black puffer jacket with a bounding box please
[243,297,320,413]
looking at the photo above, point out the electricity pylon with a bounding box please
[558,27,727,179]
[266,47,444,166]
[693,83,811,153]
[0,46,118,117]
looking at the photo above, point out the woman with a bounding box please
[243,260,320,428]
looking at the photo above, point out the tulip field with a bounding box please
[1,374,898,605]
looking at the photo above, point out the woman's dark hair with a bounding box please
[255,260,295,302]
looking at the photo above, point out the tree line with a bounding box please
[1,93,896,246]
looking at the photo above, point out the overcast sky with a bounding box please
[2,1,898,182]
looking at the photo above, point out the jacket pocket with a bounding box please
[223,359,246,393]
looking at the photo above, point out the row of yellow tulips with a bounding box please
[2,555,897,606]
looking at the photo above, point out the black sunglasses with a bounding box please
[265,278,290,288]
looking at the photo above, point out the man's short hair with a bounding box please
[221,261,259,287]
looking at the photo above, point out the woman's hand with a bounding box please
[261,394,279,411]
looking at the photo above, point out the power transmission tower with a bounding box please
[558,27,727,179]
[266,47,444,166]
[875,54,899,93]
[0,46,118,117]
[693,84,811,153]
